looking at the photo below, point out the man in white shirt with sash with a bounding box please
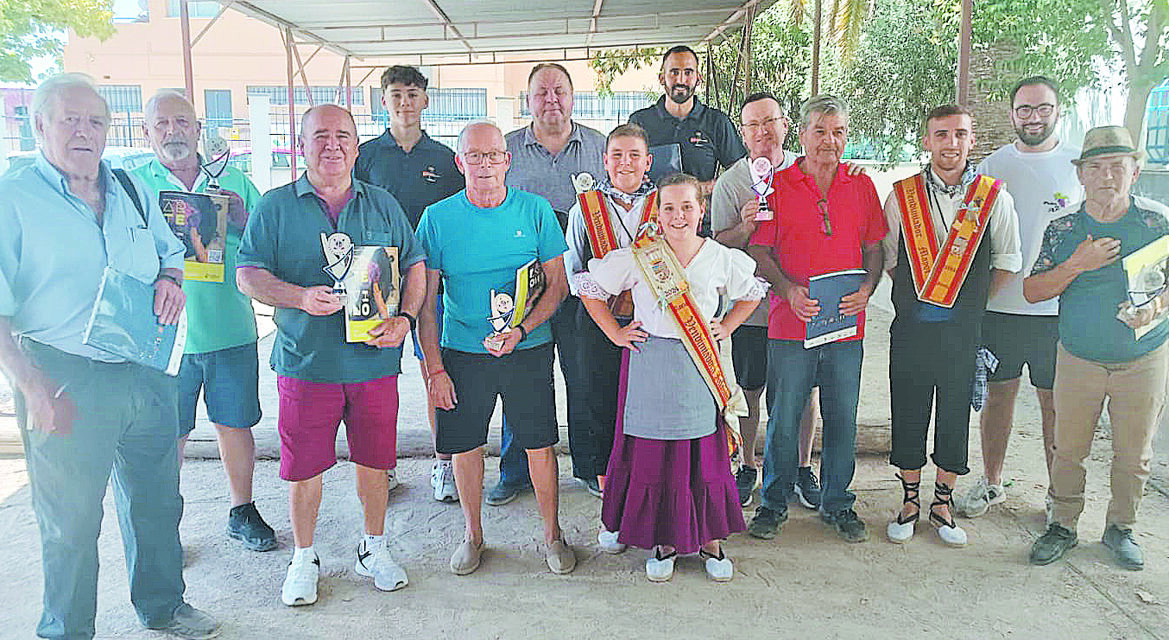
[882,104,1021,547]
[956,76,1083,518]
[564,123,658,531]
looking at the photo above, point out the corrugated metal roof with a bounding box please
[230,0,772,64]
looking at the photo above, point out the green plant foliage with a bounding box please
[0,0,115,82]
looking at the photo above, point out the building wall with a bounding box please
[63,0,662,141]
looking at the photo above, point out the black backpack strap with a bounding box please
[112,168,148,226]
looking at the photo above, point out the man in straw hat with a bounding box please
[1025,125,1169,571]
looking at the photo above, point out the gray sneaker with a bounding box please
[747,506,787,539]
[1102,524,1144,571]
[955,476,1005,518]
[146,603,220,640]
[1030,523,1077,566]
[485,480,531,506]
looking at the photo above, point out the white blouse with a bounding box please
[574,239,769,339]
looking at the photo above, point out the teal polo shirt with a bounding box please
[416,188,568,353]
[131,159,261,354]
[237,174,426,383]
[1031,197,1169,363]
[0,153,184,361]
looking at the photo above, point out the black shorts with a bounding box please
[731,325,768,392]
[982,312,1059,390]
[435,344,559,455]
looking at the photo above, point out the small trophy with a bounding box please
[321,231,355,298]
[485,290,515,351]
[572,171,596,196]
[749,156,775,221]
[201,132,231,190]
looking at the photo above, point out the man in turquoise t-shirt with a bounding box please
[417,121,576,577]
[1024,126,1169,571]
[132,90,275,553]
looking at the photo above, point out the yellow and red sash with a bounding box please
[893,173,1002,308]
[579,189,658,317]
[631,223,747,456]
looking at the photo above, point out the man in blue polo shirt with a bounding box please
[418,120,576,576]
[355,65,463,504]
[237,104,426,605]
[132,89,275,552]
[630,45,746,235]
[0,73,218,640]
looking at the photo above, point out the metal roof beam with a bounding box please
[700,0,761,46]
[232,1,357,58]
[422,0,475,52]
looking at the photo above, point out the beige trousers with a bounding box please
[1049,340,1168,531]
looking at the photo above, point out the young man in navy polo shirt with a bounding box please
[356,65,463,503]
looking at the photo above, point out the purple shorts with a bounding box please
[276,374,399,481]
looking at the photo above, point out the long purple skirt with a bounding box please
[600,350,746,554]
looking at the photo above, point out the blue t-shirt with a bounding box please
[237,175,426,383]
[416,188,568,353]
[1031,197,1169,363]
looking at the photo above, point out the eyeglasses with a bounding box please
[817,198,832,236]
[461,150,508,165]
[741,116,784,132]
[1013,103,1055,119]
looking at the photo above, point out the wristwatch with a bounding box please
[155,273,181,287]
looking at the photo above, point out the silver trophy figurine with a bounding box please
[200,132,231,190]
[321,231,355,298]
[749,156,775,221]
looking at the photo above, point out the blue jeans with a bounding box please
[498,296,580,486]
[761,339,863,515]
[17,340,185,639]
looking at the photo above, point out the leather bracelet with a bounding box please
[156,273,181,287]
[517,324,529,341]
[398,311,417,331]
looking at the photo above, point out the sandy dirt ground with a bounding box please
[3,284,1169,639]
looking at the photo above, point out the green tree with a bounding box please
[1089,0,1168,144]
[0,0,115,82]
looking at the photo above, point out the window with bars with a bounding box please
[98,85,144,113]
[246,86,364,107]
[369,87,487,121]
[519,91,648,119]
[166,0,220,18]
[1148,78,1169,165]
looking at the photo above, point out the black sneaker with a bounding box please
[795,466,822,510]
[1030,523,1078,566]
[576,476,603,499]
[823,508,868,543]
[747,506,788,540]
[226,502,277,552]
[735,466,758,507]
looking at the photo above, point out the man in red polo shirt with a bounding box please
[746,94,886,543]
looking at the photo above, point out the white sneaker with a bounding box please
[954,476,1005,518]
[431,461,459,503]
[597,528,627,554]
[281,551,320,606]
[386,469,400,494]
[645,547,676,582]
[355,538,409,592]
[701,549,734,582]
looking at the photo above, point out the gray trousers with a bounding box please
[17,340,185,639]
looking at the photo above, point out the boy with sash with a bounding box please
[575,172,763,582]
[563,122,658,555]
[882,104,1021,547]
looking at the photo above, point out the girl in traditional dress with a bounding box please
[574,173,767,582]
